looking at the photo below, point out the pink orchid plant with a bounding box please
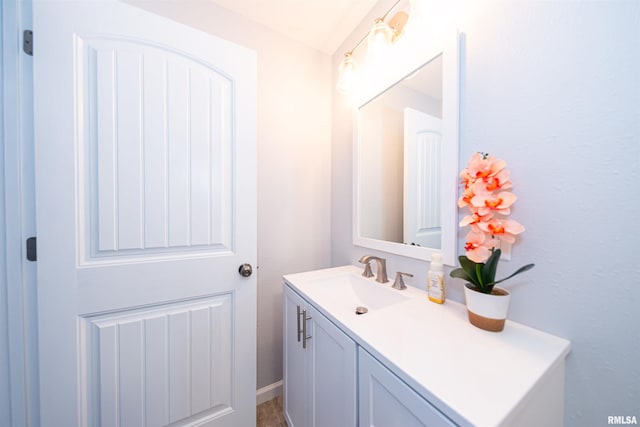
[450,153,534,294]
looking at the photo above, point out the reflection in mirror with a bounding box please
[353,33,459,265]
[359,55,443,247]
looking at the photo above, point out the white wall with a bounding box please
[359,100,403,242]
[124,1,333,392]
[332,0,640,425]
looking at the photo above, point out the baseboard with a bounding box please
[256,380,283,405]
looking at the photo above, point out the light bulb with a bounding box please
[366,18,393,65]
[337,52,357,94]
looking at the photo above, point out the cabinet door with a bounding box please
[284,285,358,427]
[283,286,308,427]
[359,350,455,427]
[310,306,357,427]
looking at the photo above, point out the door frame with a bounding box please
[1,0,40,425]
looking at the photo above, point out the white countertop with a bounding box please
[283,265,571,427]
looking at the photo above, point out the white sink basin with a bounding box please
[302,271,410,314]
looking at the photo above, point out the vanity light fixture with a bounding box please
[336,0,410,94]
[337,51,358,94]
[366,18,393,65]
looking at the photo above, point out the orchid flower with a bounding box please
[484,168,512,192]
[477,218,525,244]
[471,191,517,216]
[463,231,498,263]
[450,152,534,294]
[457,186,475,208]
[459,212,492,233]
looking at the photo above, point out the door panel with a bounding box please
[403,107,442,248]
[79,36,234,262]
[33,1,256,426]
[82,296,233,426]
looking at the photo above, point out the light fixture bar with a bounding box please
[336,0,408,94]
[380,0,402,21]
[345,32,368,56]
[343,0,403,56]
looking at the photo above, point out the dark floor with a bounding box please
[256,395,287,427]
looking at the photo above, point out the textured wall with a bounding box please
[332,0,640,425]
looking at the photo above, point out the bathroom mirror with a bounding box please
[353,32,459,265]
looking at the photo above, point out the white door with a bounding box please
[33,1,257,426]
[403,107,442,249]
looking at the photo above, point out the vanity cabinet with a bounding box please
[283,266,571,427]
[284,284,453,427]
[283,285,357,427]
[359,349,455,427]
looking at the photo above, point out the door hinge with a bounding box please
[23,30,33,56]
[26,237,37,262]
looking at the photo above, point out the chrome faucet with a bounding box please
[358,255,388,283]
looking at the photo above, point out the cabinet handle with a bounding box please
[296,305,302,342]
[302,309,312,349]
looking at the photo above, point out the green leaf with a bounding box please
[458,256,478,277]
[452,251,535,292]
[450,268,473,283]
[475,264,484,287]
[493,263,535,286]
[482,249,501,286]
[455,255,488,289]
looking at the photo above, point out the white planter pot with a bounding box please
[463,284,511,332]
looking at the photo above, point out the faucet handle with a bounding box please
[392,272,414,290]
[361,262,374,278]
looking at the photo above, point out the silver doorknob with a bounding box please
[238,263,253,277]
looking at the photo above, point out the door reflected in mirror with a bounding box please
[358,55,443,248]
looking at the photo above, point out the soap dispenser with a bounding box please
[427,253,445,304]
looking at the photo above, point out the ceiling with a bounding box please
[207,0,380,55]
